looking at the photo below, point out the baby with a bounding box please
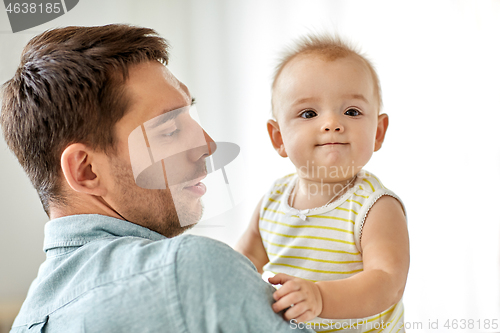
[236,34,409,332]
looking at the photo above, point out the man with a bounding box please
[1,24,314,333]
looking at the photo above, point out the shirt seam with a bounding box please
[44,236,118,252]
[173,236,191,333]
[45,247,80,258]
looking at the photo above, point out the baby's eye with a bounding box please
[344,108,361,117]
[299,110,317,119]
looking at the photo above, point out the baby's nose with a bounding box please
[324,126,342,132]
[321,117,344,132]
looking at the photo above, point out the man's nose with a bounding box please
[203,130,217,157]
[187,125,217,162]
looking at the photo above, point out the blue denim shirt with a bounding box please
[11,214,313,333]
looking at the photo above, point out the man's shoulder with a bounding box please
[174,235,315,333]
[94,233,250,274]
[175,234,255,272]
[12,234,253,330]
[176,234,237,251]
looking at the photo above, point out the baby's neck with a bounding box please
[290,176,357,210]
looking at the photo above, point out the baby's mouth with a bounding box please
[317,142,348,146]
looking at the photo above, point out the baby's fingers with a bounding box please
[272,291,304,313]
[286,305,316,324]
[272,279,300,301]
[268,273,294,286]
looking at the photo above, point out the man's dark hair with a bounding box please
[0,24,169,215]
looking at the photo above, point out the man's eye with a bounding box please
[163,128,179,137]
[344,108,361,117]
[299,110,317,119]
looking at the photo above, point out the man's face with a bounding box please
[105,61,215,237]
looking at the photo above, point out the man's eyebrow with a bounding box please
[150,95,195,127]
[150,106,189,127]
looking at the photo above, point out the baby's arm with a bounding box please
[235,197,270,274]
[270,195,409,321]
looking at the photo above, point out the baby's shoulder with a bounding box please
[260,173,296,207]
[265,173,296,193]
[354,170,389,196]
[348,170,405,212]
[352,170,406,220]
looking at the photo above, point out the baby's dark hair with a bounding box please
[271,33,382,116]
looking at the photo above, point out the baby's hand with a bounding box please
[268,273,323,323]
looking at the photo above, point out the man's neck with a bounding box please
[49,196,125,221]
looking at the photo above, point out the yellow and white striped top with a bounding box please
[260,170,406,333]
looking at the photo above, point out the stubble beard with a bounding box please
[111,158,202,238]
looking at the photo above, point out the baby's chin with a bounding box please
[300,176,357,185]
[295,161,363,182]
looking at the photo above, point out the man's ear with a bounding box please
[374,113,389,152]
[60,143,106,196]
[267,119,287,158]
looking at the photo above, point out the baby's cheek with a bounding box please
[355,145,375,168]
[287,153,307,172]
[282,136,303,158]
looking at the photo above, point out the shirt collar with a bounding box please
[43,214,166,252]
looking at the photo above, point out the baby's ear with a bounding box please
[267,119,288,158]
[374,113,389,152]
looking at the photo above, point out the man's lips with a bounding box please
[182,174,208,196]
[183,174,207,189]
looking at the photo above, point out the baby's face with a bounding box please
[272,54,385,182]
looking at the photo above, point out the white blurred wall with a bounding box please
[0,1,499,331]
